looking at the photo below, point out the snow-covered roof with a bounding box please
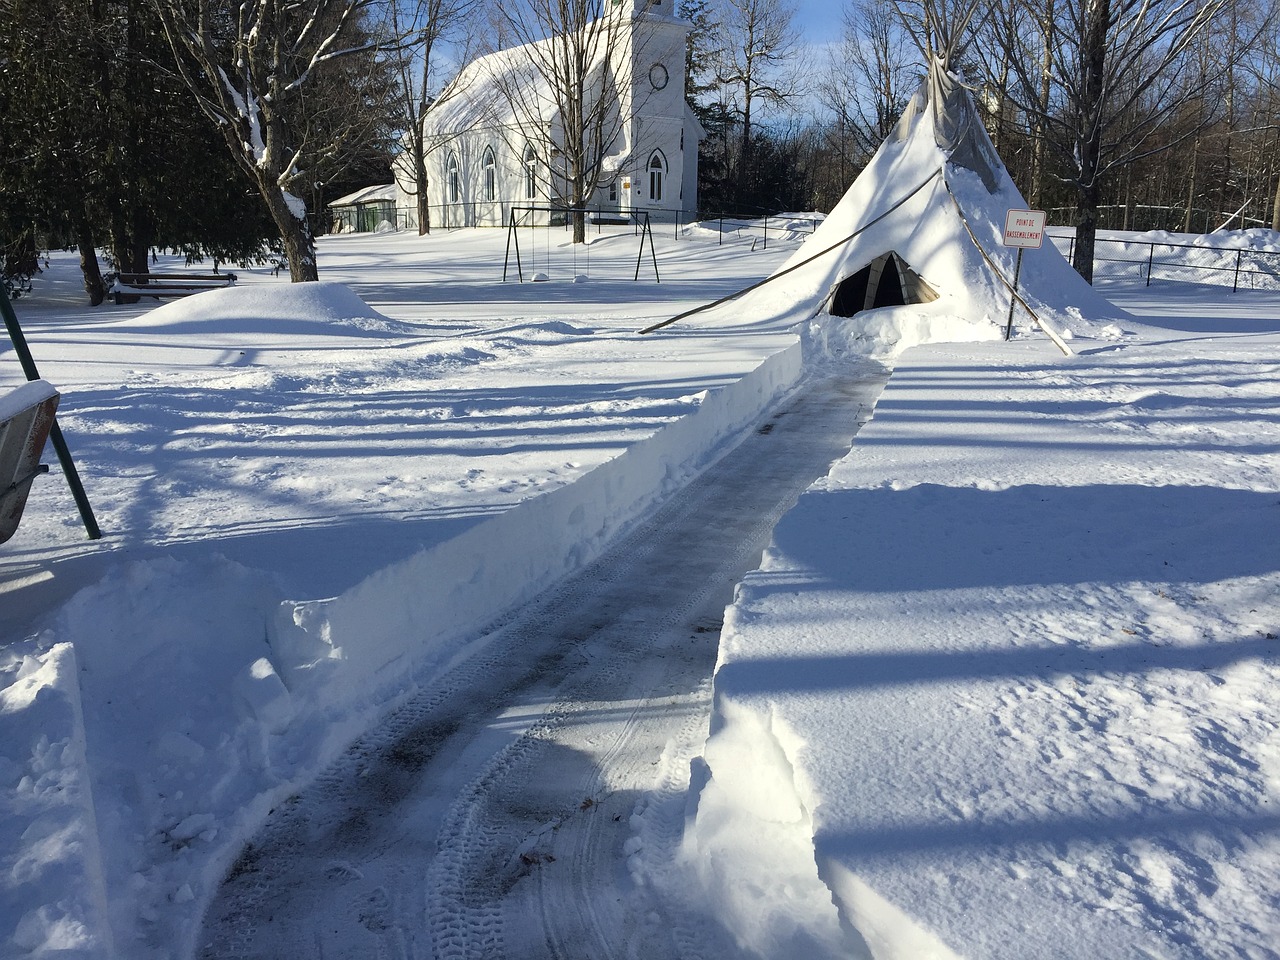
[421,16,626,140]
[330,183,397,207]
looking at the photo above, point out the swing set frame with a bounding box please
[502,206,660,283]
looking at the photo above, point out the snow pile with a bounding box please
[1131,227,1280,253]
[0,246,806,958]
[2,557,285,957]
[678,333,1280,958]
[131,279,399,333]
[804,303,1003,361]
[1,643,110,958]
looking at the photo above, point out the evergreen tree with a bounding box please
[0,0,277,302]
[0,0,111,302]
[679,0,732,212]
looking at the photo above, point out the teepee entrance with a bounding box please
[828,252,939,317]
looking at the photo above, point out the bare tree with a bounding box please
[151,0,387,281]
[712,0,802,199]
[487,0,643,243]
[1252,8,1280,229]
[986,0,1233,282]
[386,0,476,235]
[820,0,915,171]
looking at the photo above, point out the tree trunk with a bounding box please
[108,207,150,276]
[75,214,106,306]
[1072,0,1109,284]
[571,157,586,245]
[1029,0,1055,209]
[1122,162,1133,232]
[1183,136,1199,233]
[414,142,432,235]
[1073,180,1100,284]
[1271,171,1280,231]
[260,184,320,282]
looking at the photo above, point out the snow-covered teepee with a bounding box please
[648,5,1124,353]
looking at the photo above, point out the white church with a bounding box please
[393,0,702,229]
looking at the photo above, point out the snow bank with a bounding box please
[2,557,289,958]
[681,335,1280,958]
[804,304,1003,361]
[142,280,389,326]
[1,296,804,958]
[0,642,112,959]
[270,337,805,722]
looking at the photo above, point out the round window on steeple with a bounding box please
[649,63,669,91]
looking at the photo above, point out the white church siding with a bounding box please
[395,0,701,230]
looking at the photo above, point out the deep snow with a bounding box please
[1,223,810,958]
[676,327,1280,959]
[2,217,1278,959]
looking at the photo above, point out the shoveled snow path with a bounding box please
[195,362,890,960]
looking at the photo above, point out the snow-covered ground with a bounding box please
[673,313,1280,959]
[1,223,810,958]
[2,220,1278,959]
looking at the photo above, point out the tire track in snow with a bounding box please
[196,362,889,960]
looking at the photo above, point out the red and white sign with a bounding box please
[1003,209,1047,248]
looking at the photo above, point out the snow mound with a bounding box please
[133,281,396,335]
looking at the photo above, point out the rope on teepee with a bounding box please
[638,168,944,334]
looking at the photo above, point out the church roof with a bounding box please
[422,26,615,139]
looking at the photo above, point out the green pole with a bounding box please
[1,284,102,539]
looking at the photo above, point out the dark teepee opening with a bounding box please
[827,252,939,317]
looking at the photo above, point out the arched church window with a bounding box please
[482,148,497,201]
[648,151,666,203]
[447,153,461,204]
[524,145,538,200]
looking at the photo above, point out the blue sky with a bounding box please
[792,0,828,42]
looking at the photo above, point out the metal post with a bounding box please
[633,213,660,282]
[1004,248,1024,341]
[0,285,101,539]
[1233,248,1242,292]
[502,208,524,281]
[648,214,660,283]
[1146,243,1155,286]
